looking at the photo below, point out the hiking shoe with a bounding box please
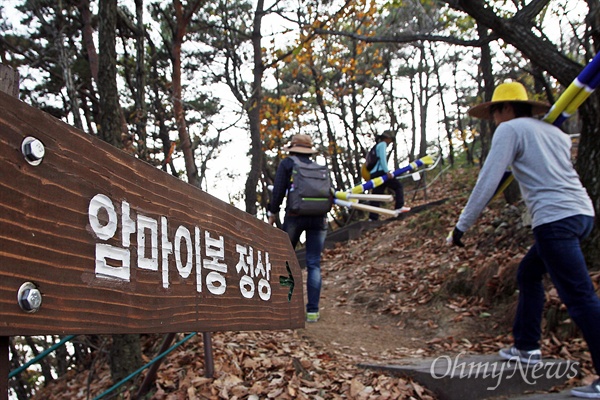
[306,312,320,323]
[499,346,542,364]
[395,206,411,214]
[571,378,600,399]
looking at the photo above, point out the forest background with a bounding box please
[2,0,597,222]
[2,0,600,397]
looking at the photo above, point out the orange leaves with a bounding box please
[260,94,308,150]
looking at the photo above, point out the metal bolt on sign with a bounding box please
[21,136,45,166]
[17,282,42,313]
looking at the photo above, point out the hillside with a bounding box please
[31,164,597,400]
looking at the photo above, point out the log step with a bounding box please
[359,354,579,400]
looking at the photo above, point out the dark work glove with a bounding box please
[446,227,465,247]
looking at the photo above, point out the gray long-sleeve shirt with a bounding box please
[457,117,594,232]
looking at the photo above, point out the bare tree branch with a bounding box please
[313,28,494,47]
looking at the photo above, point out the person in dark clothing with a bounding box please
[368,130,410,221]
[267,134,328,323]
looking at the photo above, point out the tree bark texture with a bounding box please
[109,334,142,384]
[0,65,19,98]
[244,0,265,216]
[172,0,203,188]
[98,0,123,148]
[454,0,581,84]
[134,0,149,161]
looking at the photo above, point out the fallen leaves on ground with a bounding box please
[31,166,597,399]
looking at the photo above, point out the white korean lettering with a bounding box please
[235,244,253,276]
[174,225,193,279]
[258,278,271,301]
[88,194,117,240]
[255,250,266,279]
[236,244,255,298]
[265,252,271,281]
[137,214,158,271]
[121,201,136,247]
[204,231,226,295]
[95,243,130,281]
[257,251,271,300]
[235,245,270,301]
[195,227,202,293]
[161,216,172,289]
[88,194,273,302]
[89,194,130,281]
[239,275,255,299]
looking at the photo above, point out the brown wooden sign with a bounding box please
[0,91,304,335]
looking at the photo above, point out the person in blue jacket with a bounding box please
[368,130,410,221]
[447,81,599,399]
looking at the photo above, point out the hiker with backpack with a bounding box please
[447,81,600,398]
[366,130,410,221]
[267,134,332,323]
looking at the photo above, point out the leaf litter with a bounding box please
[32,166,597,399]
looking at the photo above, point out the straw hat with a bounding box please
[468,82,551,120]
[283,134,318,154]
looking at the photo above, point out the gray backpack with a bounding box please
[287,156,333,216]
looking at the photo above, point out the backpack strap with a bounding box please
[288,155,299,184]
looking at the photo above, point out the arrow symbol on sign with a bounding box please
[279,261,295,302]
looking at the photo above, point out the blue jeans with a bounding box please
[283,214,328,313]
[513,214,600,373]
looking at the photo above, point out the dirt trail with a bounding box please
[295,254,450,364]
[291,210,504,367]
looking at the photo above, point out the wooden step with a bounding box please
[359,354,579,400]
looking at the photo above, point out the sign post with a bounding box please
[0,89,304,334]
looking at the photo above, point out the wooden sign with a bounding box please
[0,91,304,335]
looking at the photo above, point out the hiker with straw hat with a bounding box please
[447,81,600,398]
[267,134,329,323]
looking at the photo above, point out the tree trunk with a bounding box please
[577,97,600,269]
[454,0,581,84]
[309,61,343,188]
[109,334,142,384]
[171,0,203,188]
[244,0,265,216]
[54,3,83,130]
[8,339,29,400]
[80,0,99,83]
[98,0,123,148]
[134,0,149,161]
[0,64,19,97]
[98,0,142,384]
[408,74,417,160]
[432,50,454,165]
[477,23,494,164]
[417,45,431,159]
